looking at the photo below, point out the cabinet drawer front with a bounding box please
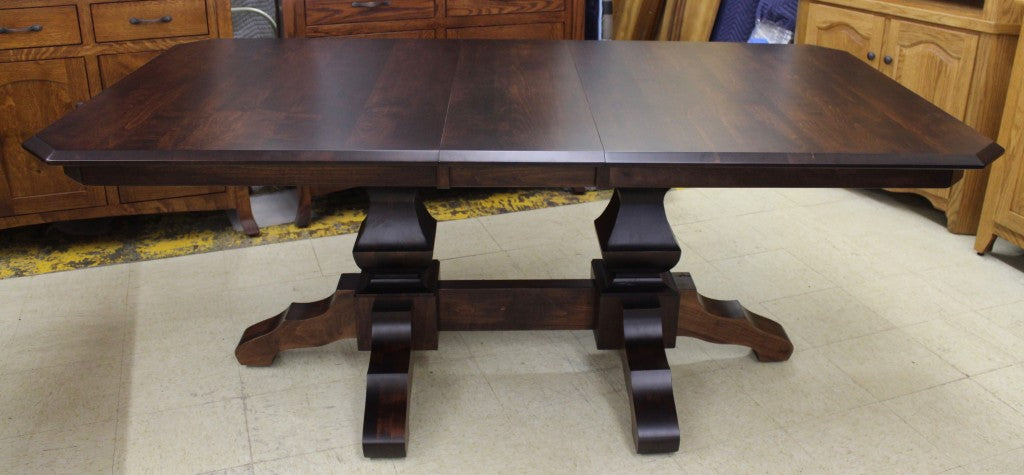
[0,6,82,50]
[305,0,435,26]
[447,22,563,39]
[447,0,563,17]
[91,0,209,43]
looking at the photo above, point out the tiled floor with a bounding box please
[2,188,1024,474]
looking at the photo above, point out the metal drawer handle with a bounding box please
[352,1,390,7]
[129,16,173,25]
[0,24,43,34]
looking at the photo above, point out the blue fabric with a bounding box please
[755,0,798,32]
[711,0,797,42]
[711,0,758,42]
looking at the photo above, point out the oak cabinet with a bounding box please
[280,0,582,41]
[976,20,1024,253]
[0,0,257,235]
[797,0,1020,234]
[0,58,106,216]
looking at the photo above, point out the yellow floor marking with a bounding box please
[0,189,610,279]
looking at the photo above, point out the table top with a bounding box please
[25,39,1002,189]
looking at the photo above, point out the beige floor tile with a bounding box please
[692,188,798,217]
[438,250,525,280]
[0,359,120,438]
[673,428,820,474]
[253,444,394,474]
[761,287,893,348]
[4,310,127,372]
[709,250,836,303]
[918,260,1024,310]
[479,204,596,252]
[672,368,782,450]
[20,265,129,319]
[202,464,255,475]
[120,339,243,415]
[973,363,1024,415]
[843,274,971,327]
[434,217,501,260]
[944,312,1024,364]
[239,339,366,398]
[672,208,814,262]
[787,402,957,473]
[309,233,358,276]
[774,187,859,206]
[129,250,234,294]
[821,328,964,400]
[885,379,1024,466]
[979,299,1024,328]
[116,398,251,474]
[907,317,1017,376]
[957,446,1024,474]
[245,377,364,463]
[0,420,115,474]
[220,240,322,289]
[475,346,602,415]
[789,233,907,287]
[727,347,876,427]
[506,240,601,280]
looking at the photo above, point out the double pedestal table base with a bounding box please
[233,188,794,458]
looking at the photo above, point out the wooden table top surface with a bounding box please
[24,39,1002,189]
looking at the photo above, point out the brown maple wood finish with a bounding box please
[26,39,1001,458]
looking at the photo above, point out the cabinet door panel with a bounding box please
[882,20,978,120]
[803,4,885,67]
[97,50,162,88]
[0,58,107,216]
[446,22,562,39]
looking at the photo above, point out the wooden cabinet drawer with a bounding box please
[0,6,82,50]
[447,22,563,39]
[91,0,209,43]
[447,0,563,16]
[305,0,435,26]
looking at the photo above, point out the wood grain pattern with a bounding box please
[440,40,603,163]
[445,21,563,39]
[0,5,82,50]
[2,0,251,234]
[621,304,680,454]
[91,0,210,43]
[362,302,414,458]
[305,0,436,26]
[447,0,564,17]
[27,39,1000,191]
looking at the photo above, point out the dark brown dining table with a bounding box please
[25,38,1000,458]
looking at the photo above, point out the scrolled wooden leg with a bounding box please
[673,273,793,362]
[233,186,260,237]
[622,304,680,454]
[295,186,313,228]
[362,301,413,458]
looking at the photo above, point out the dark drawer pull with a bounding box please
[0,24,43,34]
[351,1,390,7]
[129,16,173,25]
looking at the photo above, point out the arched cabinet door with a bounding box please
[0,58,107,217]
[803,3,886,68]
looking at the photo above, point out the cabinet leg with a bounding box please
[233,186,260,237]
[295,186,313,228]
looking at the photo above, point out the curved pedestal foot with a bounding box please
[622,305,680,454]
[673,273,793,362]
[362,303,413,458]
[235,289,357,366]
